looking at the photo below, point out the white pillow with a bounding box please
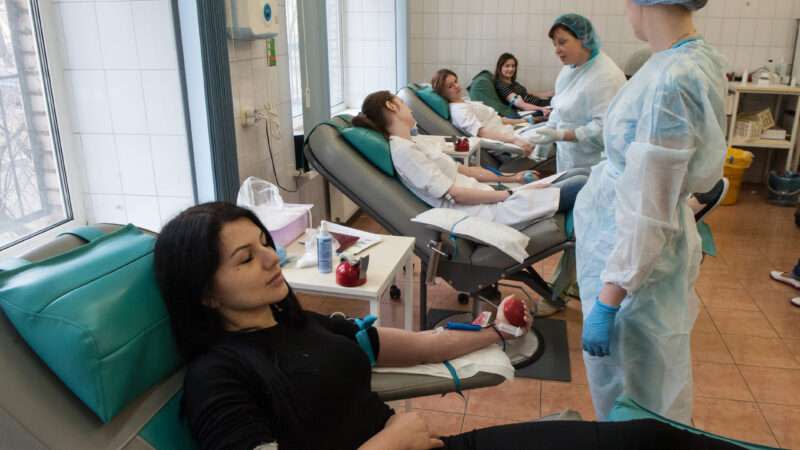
[412,208,530,263]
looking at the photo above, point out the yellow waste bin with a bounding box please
[721,147,754,205]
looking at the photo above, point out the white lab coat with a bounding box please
[389,136,559,227]
[449,101,516,141]
[546,51,626,171]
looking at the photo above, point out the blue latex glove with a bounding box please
[582,299,620,357]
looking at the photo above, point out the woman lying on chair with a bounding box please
[432,69,539,158]
[354,90,586,227]
[155,202,747,450]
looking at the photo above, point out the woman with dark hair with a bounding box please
[431,69,536,157]
[155,202,748,450]
[494,53,553,115]
[353,90,587,227]
[527,14,626,171]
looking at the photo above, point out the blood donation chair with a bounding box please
[304,115,574,332]
[397,83,555,174]
[0,225,506,450]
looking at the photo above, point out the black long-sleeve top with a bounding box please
[182,312,389,450]
[494,79,551,107]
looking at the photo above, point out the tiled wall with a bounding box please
[227,0,296,193]
[227,0,331,222]
[55,0,194,232]
[342,0,397,109]
[408,0,800,92]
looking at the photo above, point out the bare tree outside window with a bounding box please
[0,0,71,250]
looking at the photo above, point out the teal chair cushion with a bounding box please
[340,126,395,177]
[467,70,517,118]
[0,224,182,423]
[413,85,451,120]
[139,390,197,450]
[608,396,783,450]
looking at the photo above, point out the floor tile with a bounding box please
[694,306,718,334]
[783,338,800,364]
[692,398,778,447]
[410,409,464,438]
[723,334,800,369]
[693,362,753,401]
[408,393,468,414]
[691,331,734,364]
[739,366,800,406]
[466,378,541,421]
[696,285,759,311]
[706,308,778,338]
[540,381,596,421]
[460,415,518,433]
[759,403,800,450]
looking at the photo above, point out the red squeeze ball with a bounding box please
[336,260,366,287]
[503,297,526,327]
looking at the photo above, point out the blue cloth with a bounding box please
[553,14,601,56]
[574,38,727,423]
[793,259,800,278]
[355,315,378,366]
[582,300,619,357]
[633,0,707,10]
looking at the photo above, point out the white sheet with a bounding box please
[372,343,514,381]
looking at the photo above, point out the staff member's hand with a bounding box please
[582,298,619,357]
[530,127,565,145]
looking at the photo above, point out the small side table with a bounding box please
[282,234,416,330]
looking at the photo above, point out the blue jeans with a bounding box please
[552,168,589,213]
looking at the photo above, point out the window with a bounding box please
[286,0,303,131]
[0,0,72,251]
[285,0,345,132]
[326,0,345,112]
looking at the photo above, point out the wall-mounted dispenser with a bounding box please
[227,0,279,40]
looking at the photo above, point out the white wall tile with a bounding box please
[80,134,122,194]
[150,135,193,197]
[131,1,178,69]
[89,194,127,224]
[58,2,103,69]
[96,2,139,69]
[106,70,148,134]
[158,196,194,224]
[124,195,161,231]
[116,135,156,196]
[67,70,113,133]
[141,70,186,135]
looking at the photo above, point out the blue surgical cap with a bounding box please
[632,0,708,10]
[552,14,600,56]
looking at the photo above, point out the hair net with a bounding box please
[552,14,601,56]
[632,0,707,10]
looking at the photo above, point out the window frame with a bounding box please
[0,0,86,257]
[326,0,345,112]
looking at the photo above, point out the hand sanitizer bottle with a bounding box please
[317,221,333,273]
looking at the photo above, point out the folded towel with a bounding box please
[372,343,514,381]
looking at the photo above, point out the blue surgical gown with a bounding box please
[574,38,727,423]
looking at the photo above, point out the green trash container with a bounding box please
[767,171,800,206]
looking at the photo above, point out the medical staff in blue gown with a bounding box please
[573,0,726,423]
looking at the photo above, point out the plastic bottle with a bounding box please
[316,221,333,273]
